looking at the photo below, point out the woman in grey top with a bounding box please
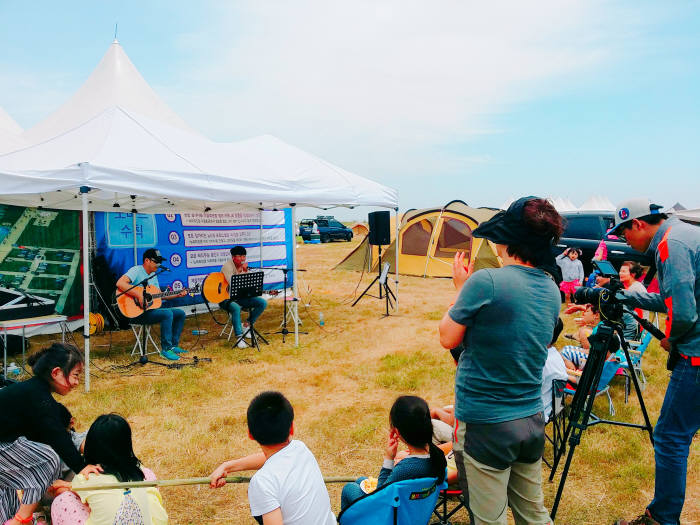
[439,196,564,525]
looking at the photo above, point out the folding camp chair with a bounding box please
[543,378,567,470]
[431,486,471,525]
[130,323,159,357]
[338,477,447,525]
[615,331,652,403]
[563,359,621,417]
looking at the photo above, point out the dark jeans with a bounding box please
[647,357,700,525]
[219,297,267,336]
[134,308,185,350]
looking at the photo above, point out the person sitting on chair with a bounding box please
[116,248,187,361]
[220,246,267,349]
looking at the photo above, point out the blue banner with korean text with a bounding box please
[94,209,294,308]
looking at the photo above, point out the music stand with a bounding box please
[352,262,396,317]
[230,271,269,352]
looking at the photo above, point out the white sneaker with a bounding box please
[243,323,252,339]
[236,339,248,349]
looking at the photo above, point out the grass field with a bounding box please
[23,238,699,524]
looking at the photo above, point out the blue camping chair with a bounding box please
[338,476,447,525]
[564,359,621,416]
[615,331,652,402]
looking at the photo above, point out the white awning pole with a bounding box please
[80,185,91,392]
[394,207,399,313]
[259,206,264,270]
[291,205,299,345]
[132,212,137,265]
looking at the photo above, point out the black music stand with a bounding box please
[352,262,396,317]
[230,271,269,352]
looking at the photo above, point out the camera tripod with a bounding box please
[549,318,655,520]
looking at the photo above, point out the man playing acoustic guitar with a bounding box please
[116,248,188,361]
[220,246,267,348]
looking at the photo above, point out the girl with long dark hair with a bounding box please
[340,395,446,510]
[51,414,167,525]
[0,343,97,525]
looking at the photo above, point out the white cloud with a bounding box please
[157,0,631,212]
[170,1,612,143]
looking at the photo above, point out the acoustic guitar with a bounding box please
[202,271,281,304]
[116,284,199,318]
[202,272,229,304]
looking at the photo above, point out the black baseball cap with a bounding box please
[143,248,164,263]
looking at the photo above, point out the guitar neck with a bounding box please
[150,288,189,299]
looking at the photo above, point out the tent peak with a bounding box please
[23,40,197,145]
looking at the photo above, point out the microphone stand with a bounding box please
[267,267,308,343]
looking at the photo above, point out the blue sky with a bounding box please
[1,1,698,218]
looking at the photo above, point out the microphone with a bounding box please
[159,266,172,272]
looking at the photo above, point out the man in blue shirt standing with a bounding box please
[611,199,700,525]
[116,248,187,361]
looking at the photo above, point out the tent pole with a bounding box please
[131,210,138,266]
[259,206,264,270]
[291,205,299,346]
[394,207,399,312]
[80,186,91,392]
[132,212,137,265]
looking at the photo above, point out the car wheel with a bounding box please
[321,234,330,243]
[346,233,352,241]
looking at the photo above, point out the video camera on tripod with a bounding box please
[572,259,624,322]
[549,258,659,519]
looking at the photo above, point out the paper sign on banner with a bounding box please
[183,229,285,247]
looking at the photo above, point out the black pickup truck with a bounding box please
[555,212,651,275]
[299,216,353,243]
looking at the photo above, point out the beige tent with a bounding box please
[336,200,502,277]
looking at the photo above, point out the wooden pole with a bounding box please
[71,475,356,491]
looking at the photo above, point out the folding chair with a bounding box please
[130,323,159,357]
[563,360,621,417]
[431,486,470,525]
[615,331,652,403]
[338,477,447,525]
[543,378,567,470]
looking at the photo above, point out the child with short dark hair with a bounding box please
[340,396,447,511]
[209,391,335,525]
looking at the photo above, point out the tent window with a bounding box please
[401,219,433,256]
[434,218,472,259]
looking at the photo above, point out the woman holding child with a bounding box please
[439,196,564,525]
[0,343,98,525]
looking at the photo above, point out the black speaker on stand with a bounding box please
[352,211,395,315]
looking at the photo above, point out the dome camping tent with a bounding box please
[350,223,369,236]
[335,200,501,277]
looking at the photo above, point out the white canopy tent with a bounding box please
[0,107,26,154]
[579,195,615,212]
[0,111,398,390]
[548,196,578,213]
[22,39,196,145]
[0,41,398,391]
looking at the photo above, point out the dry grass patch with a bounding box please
[12,237,699,524]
